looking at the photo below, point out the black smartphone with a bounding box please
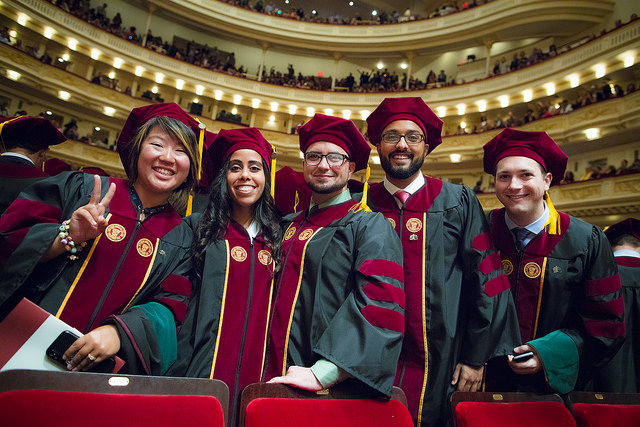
[512,351,534,362]
[46,330,116,373]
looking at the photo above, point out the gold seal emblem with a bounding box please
[502,259,514,275]
[231,246,247,262]
[105,224,126,242]
[284,227,296,241]
[524,262,542,278]
[298,228,314,241]
[136,238,154,257]
[258,249,272,265]
[406,218,422,233]
[387,218,396,229]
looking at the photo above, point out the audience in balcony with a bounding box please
[39,0,637,95]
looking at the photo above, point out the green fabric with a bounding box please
[311,359,352,388]
[137,302,177,374]
[311,189,351,210]
[528,330,579,394]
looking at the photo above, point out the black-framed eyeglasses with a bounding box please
[304,152,350,167]
[381,132,425,145]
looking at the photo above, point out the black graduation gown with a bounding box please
[590,254,639,392]
[0,172,193,375]
[167,217,275,426]
[266,198,405,398]
[0,156,48,215]
[487,209,625,393]
[368,179,519,427]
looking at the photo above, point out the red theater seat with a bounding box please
[566,391,640,427]
[0,369,228,427]
[239,382,413,427]
[451,391,577,427]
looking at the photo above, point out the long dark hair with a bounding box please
[192,157,282,278]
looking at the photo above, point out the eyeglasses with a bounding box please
[381,132,425,145]
[304,152,350,167]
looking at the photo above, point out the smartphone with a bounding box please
[512,351,534,363]
[46,330,116,373]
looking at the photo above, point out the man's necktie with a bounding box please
[395,190,410,205]
[512,227,530,252]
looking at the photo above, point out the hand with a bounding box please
[451,363,484,392]
[267,366,323,391]
[508,344,543,375]
[68,175,116,243]
[63,325,121,372]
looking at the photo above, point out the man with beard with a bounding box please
[266,113,405,399]
[365,97,518,427]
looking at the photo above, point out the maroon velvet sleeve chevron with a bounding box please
[0,199,61,269]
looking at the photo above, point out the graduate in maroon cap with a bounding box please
[166,127,282,426]
[483,128,624,395]
[365,97,517,427]
[590,218,639,392]
[0,102,204,375]
[266,114,404,399]
[0,116,66,214]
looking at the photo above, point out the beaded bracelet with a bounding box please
[58,220,87,260]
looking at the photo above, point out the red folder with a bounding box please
[0,298,125,373]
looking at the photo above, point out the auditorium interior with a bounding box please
[0,0,638,228]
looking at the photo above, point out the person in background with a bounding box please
[483,128,625,394]
[0,103,203,375]
[365,97,517,427]
[590,218,639,392]
[0,116,66,214]
[266,114,404,399]
[167,128,281,426]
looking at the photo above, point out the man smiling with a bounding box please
[267,113,405,398]
[483,128,625,394]
[365,97,517,427]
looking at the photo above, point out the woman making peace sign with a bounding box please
[0,103,202,375]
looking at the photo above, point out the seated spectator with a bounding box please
[437,69,446,83]
[616,159,630,175]
[580,166,594,181]
[561,170,575,184]
[0,27,11,44]
[63,119,79,140]
[559,99,573,114]
[523,108,535,123]
[479,114,490,132]
[630,158,640,173]
[601,165,617,178]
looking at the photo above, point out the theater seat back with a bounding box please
[573,402,640,427]
[245,396,412,427]
[0,389,225,427]
[455,400,577,427]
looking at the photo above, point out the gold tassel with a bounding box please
[270,144,276,199]
[354,164,372,213]
[543,192,561,235]
[187,118,206,217]
[293,191,299,213]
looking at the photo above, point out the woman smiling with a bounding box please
[0,103,202,375]
[167,127,282,426]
